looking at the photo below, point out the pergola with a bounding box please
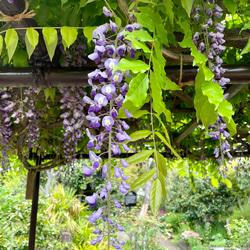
[1,1,250,249]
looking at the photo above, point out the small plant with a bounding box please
[181,230,203,248]
[209,239,226,247]
[209,233,227,248]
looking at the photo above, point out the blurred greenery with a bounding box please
[0,169,104,250]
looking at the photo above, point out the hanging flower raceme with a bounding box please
[23,89,42,151]
[192,2,232,175]
[82,8,141,250]
[60,86,86,162]
[0,88,14,167]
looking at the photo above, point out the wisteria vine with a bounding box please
[81,7,141,250]
[0,88,14,167]
[192,0,232,176]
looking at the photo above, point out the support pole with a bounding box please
[28,171,40,250]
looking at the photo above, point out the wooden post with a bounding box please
[28,171,40,250]
[26,170,36,199]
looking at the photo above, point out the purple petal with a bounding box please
[82,166,94,177]
[107,180,112,191]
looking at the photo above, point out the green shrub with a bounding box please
[159,212,185,233]
[226,218,250,248]
[165,174,234,224]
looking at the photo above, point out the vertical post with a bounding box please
[28,171,40,250]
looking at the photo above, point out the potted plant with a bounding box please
[209,239,227,250]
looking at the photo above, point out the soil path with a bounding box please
[117,232,182,250]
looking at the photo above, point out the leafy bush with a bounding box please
[158,212,185,233]
[165,174,234,224]
[226,218,250,248]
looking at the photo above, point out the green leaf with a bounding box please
[126,150,154,166]
[179,30,193,48]
[221,178,232,188]
[5,29,18,62]
[13,50,29,67]
[191,45,207,66]
[155,151,167,177]
[124,73,149,107]
[199,101,218,129]
[79,0,88,8]
[124,29,154,42]
[211,176,219,188]
[113,58,150,74]
[150,179,162,216]
[223,0,237,15]
[125,36,150,53]
[61,26,78,50]
[61,0,68,6]
[200,63,214,81]
[181,0,193,17]
[163,76,181,91]
[194,68,218,129]
[240,21,250,33]
[150,70,165,114]
[129,130,152,142]
[202,81,224,109]
[153,11,169,46]
[155,132,181,158]
[25,28,39,59]
[240,38,250,56]
[158,171,167,200]
[42,27,58,61]
[118,99,149,118]
[132,12,154,32]
[154,113,171,140]
[138,0,156,3]
[0,35,3,56]
[84,26,97,44]
[163,0,174,24]
[132,110,149,118]
[130,169,156,190]
[218,99,234,121]
[44,88,56,102]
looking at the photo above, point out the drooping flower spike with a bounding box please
[82,7,144,249]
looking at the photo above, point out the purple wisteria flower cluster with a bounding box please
[82,7,140,250]
[192,1,232,174]
[23,89,41,151]
[10,88,44,157]
[0,88,14,167]
[0,88,45,165]
[59,35,87,68]
[192,1,228,85]
[60,87,86,161]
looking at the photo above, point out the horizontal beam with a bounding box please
[1,65,250,87]
[0,68,91,87]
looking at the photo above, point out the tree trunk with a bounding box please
[40,168,59,196]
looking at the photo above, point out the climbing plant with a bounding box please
[1,0,250,249]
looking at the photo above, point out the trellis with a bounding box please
[1,0,250,249]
